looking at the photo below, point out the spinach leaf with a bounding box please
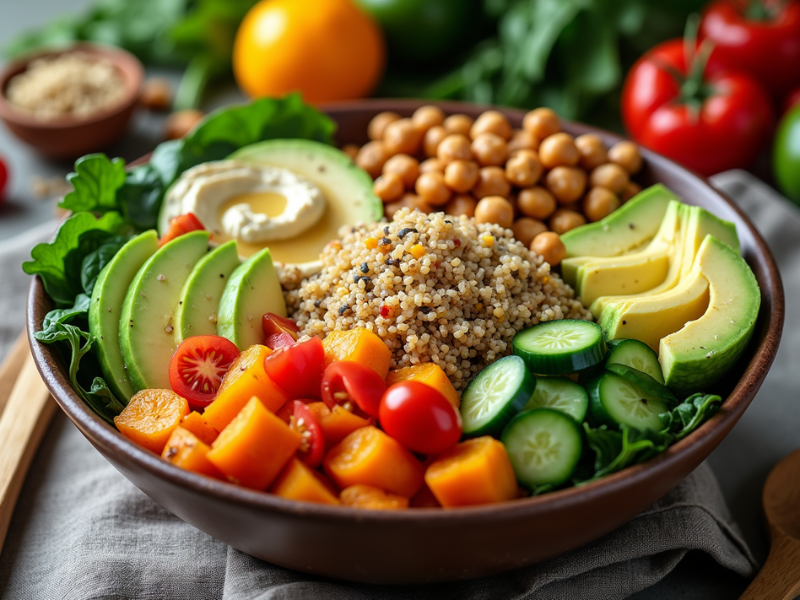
[39,294,92,336]
[581,423,672,481]
[116,165,166,231]
[22,212,126,307]
[59,154,127,215]
[80,236,128,296]
[659,393,722,440]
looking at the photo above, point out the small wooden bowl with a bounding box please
[0,43,143,159]
[27,100,785,584]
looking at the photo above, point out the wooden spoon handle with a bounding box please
[740,533,800,600]
[0,347,56,553]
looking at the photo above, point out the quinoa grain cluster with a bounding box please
[285,208,591,390]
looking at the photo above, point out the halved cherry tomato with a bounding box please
[159,213,205,247]
[169,335,240,410]
[290,400,325,468]
[0,156,8,204]
[262,313,299,340]
[379,381,462,455]
[266,332,296,351]
[320,361,386,418]
[263,336,324,399]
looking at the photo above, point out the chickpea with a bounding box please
[470,110,512,140]
[424,126,448,157]
[419,157,445,174]
[384,118,422,156]
[508,129,539,154]
[523,108,560,140]
[373,173,405,203]
[444,160,480,193]
[539,132,579,169]
[415,172,451,206]
[383,154,420,188]
[165,109,204,140]
[575,134,607,171]
[411,105,445,134]
[140,78,172,111]
[549,209,586,234]
[590,163,629,194]
[474,196,514,228]
[368,111,400,141]
[505,149,543,187]
[409,193,435,214]
[517,186,556,219]
[473,166,511,199]
[385,194,418,219]
[621,180,643,202]
[437,134,472,163]
[445,194,477,218]
[342,144,360,160]
[530,232,566,266]
[583,186,620,222]
[608,141,643,175]
[356,141,389,178]
[443,113,473,136]
[471,133,509,167]
[545,166,586,204]
[512,218,548,248]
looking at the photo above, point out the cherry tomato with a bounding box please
[290,400,325,468]
[701,0,800,97]
[782,86,800,115]
[266,332,296,351]
[159,213,205,247]
[320,361,386,418]
[262,313,299,341]
[622,37,774,175]
[169,335,240,410]
[379,381,462,455]
[0,157,7,203]
[263,336,324,399]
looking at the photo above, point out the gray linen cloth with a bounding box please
[0,171,788,599]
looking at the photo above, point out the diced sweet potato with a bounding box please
[340,484,409,510]
[180,411,218,445]
[386,362,460,409]
[323,328,392,379]
[114,389,190,454]
[270,458,340,505]
[410,484,441,508]
[161,427,223,479]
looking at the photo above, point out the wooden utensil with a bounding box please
[740,447,800,600]
[0,332,56,553]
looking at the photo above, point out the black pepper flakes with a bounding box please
[360,262,369,274]
[353,274,360,283]
[379,237,391,246]
[314,300,321,308]
[445,220,451,224]
[339,305,350,315]
[418,306,432,314]
[385,257,399,266]
[359,276,372,286]
[384,226,390,236]
[397,227,417,238]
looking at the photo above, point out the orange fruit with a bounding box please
[233,0,385,104]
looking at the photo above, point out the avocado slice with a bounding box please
[660,235,761,392]
[561,184,678,259]
[119,231,210,392]
[216,247,286,350]
[88,231,159,402]
[175,240,241,341]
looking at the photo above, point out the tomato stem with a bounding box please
[745,0,784,21]
[675,14,717,120]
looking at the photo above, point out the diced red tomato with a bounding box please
[159,213,206,247]
[266,332,296,351]
[263,336,324,399]
[320,361,385,418]
[169,335,240,410]
[290,401,325,468]
[262,313,299,340]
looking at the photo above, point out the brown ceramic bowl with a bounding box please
[27,100,784,584]
[0,43,143,159]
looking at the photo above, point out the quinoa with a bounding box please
[285,208,591,390]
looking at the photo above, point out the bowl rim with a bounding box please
[0,42,144,130]
[27,98,785,524]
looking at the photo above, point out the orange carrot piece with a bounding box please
[162,427,223,479]
[410,484,441,508]
[323,328,392,379]
[386,362,460,409]
[340,484,409,510]
[114,389,190,454]
[270,458,341,505]
[204,344,289,431]
[424,437,518,508]
[207,397,301,490]
[180,412,218,445]
[323,426,424,497]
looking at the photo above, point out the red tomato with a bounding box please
[290,401,325,468]
[266,332,296,351]
[701,0,800,97]
[783,86,800,115]
[169,335,241,410]
[320,361,386,418]
[262,313,299,340]
[622,38,774,175]
[159,213,206,247]
[0,157,7,202]
[263,336,324,399]
[379,381,462,455]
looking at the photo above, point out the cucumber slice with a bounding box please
[513,320,606,375]
[587,371,668,431]
[461,355,535,438]
[501,408,583,488]
[523,376,588,422]
[605,363,676,404]
[606,338,665,384]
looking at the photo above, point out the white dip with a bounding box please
[161,160,326,243]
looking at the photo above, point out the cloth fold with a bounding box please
[0,171,778,600]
